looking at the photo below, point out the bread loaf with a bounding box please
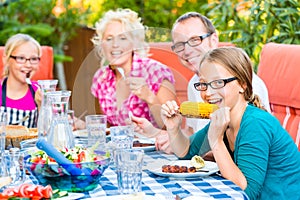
[5,125,38,148]
[179,101,218,118]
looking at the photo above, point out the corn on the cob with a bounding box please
[179,101,218,118]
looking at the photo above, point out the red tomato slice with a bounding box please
[0,192,10,199]
[19,183,32,197]
[26,184,38,198]
[2,188,15,197]
[42,185,53,199]
[77,151,85,162]
[35,185,44,197]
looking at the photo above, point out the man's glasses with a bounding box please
[194,77,237,91]
[10,55,40,64]
[171,33,212,53]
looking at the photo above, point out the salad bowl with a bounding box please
[24,146,110,192]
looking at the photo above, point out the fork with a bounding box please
[12,115,29,125]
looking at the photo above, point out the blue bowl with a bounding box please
[25,150,110,192]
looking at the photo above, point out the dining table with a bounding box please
[22,148,249,200]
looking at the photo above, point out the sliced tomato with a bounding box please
[19,183,32,197]
[35,185,45,197]
[42,185,53,199]
[2,188,15,197]
[0,192,10,199]
[26,184,38,198]
[77,151,85,163]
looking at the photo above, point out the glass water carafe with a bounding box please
[37,80,58,138]
[47,90,74,149]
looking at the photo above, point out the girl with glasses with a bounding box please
[160,47,300,200]
[0,33,41,128]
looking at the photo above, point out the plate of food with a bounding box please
[133,138,156,152]
[146,156,219,178]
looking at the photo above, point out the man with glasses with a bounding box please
[170,12,270,136]
[149,12,270,154]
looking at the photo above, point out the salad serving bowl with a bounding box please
[24,147,110,192]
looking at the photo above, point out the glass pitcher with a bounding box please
[47,90,74,149]
[37,80,58,138]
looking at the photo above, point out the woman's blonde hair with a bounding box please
[92,8,149,61]
[3,33,42,76]
[199,47,265,110]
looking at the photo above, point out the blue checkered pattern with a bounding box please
[25,151,249,199]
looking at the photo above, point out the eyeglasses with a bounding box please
[194,77,237,91]
[10,55,40,64]
[171,33,212,53]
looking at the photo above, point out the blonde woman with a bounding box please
[91,8,176,128]
[1,33,41,128]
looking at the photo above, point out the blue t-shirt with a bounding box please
[183,104,300,200]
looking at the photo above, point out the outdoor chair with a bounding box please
[257,42,300,150]
[0,46,54,80]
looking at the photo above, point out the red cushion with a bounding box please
[257,43,300,108]
[258,43,300,150]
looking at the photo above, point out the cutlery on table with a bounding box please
[12,115,29,125]
[36,138,93,176]
[116,67,126,80]
[25,73,32,85]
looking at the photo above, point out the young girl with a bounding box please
[1,33,41,128]
[160,47,300,199]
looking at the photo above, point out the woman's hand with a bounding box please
[127,77,157,104]
[160,100,182,133]
[130,115,161,138]
[208,107,230,149]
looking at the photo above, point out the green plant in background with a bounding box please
[94,0,299,70]
[1,0,299,77]
[202,0,300,70]
[0,0,91,89]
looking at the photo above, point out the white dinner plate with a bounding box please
[133,138,156,152]
[146,159,219,178]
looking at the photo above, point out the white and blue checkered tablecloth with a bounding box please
[25,151,249,199]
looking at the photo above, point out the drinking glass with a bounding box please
[67,110,75,131]
[115,149,144,194]
[85,115,107,150]
[37,79,58,138]
[110,125,134,149]
[0,112,7,154]
[109,125,134,167]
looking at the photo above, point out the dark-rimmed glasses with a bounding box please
[194,77,237,91]
[171,33,212,53]
[10,55,40,64]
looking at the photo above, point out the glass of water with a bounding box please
[115,149,144,194]
[85,115,107,150]
[0,112,7,155]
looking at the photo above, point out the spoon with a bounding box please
[12,115,29,125]
[116,67,126,80]
[36,138,92,176]
[25,73,32,85]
